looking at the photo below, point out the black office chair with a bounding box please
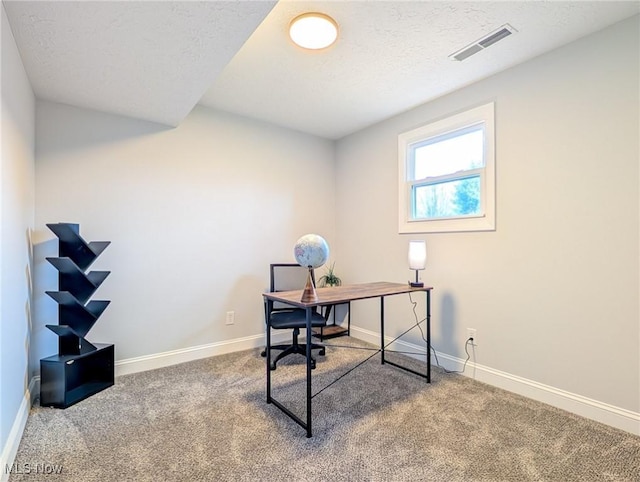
[262,263,327,370]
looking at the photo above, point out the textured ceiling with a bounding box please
[3,1,639,138]
[200,1,640,139]
[3,1,276,126]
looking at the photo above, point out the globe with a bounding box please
[294,234,329,269]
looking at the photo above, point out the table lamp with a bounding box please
[408,240,426,288]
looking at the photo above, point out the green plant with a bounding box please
[318,262,342,287]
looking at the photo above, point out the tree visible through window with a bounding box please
[414,176,481,218]
[398,103,495,233]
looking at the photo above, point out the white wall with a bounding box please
[335,16,639,423]
[33,103,335,368]
[0,3,35,476]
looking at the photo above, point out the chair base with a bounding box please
[261,341,325,370]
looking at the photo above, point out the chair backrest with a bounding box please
[270,263,315,292]
[270,263,315,310]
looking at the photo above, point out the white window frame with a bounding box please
[398,102,495,234]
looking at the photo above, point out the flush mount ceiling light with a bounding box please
[289,12,338,50]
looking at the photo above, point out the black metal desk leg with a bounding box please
[426,290,431,383]
[305,307,313,437]
[266,299,273,403]
[380,296,385,365]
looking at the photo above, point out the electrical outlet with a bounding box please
[225,311,235,325]
[467,328,477,344]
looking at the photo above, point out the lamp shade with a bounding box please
[408,240,427,270]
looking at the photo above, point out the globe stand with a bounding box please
[300,268,318,303]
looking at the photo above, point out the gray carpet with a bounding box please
[10,337,640,481]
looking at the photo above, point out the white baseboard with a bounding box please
[349,325,640,436]
[115,332,290,377]
[1,378,37,482]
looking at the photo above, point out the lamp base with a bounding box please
[409,269,423,288]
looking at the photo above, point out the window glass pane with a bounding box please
[413,176,481,219]
[412,126,484,180]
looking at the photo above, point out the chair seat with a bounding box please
[270,309,326,329]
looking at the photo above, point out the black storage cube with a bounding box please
[40,344,114,408]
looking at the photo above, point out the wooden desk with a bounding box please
[263,281,433,437]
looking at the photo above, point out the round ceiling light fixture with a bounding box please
[289,12,338,50]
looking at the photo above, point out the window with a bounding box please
[398,102,495,233]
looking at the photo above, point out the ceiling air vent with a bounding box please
[449,24,517,61]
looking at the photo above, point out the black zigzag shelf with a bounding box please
[40,223,114,408]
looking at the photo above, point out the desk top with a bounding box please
[262,281,432,308]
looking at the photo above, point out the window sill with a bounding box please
[399,214,495,234]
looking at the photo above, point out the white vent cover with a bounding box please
[449,24,517,61]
